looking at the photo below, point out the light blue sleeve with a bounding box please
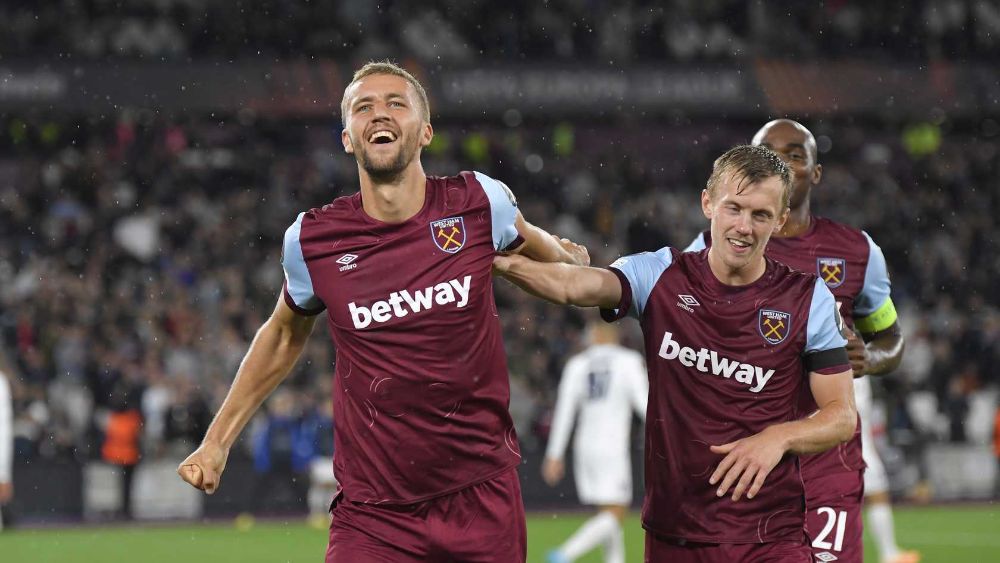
[854,231,892,317]
[281,212,324,312]
[683,232,707,252]
[608,248,674,319]
[475,171,520,251]
[806,278,848,353]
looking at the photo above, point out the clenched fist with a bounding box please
[177,442,229,495]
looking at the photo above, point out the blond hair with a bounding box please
[340,61,430,126]
[706,145,792,210]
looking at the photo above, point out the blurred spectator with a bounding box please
[249,390,310,514]
[99,377,143,520]
[994,404,1000,498]
[304,397,337,526]
[0,354,13,530]
[1,1,999,62]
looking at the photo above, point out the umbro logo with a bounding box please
[677,294,700,313]
[815,552,838,562]
[337,253,358,271]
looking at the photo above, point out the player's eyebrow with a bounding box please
[352,92,407,107]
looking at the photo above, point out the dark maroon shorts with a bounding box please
[804,469,864,563]
[645,533,811,562]
[326,467,526,562]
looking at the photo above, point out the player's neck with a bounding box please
[707,250,767,287]
[775,201,811,238]
[358,164,427,223]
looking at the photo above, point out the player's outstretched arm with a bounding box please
[177,296,317,494]
[708,368,856,502]
[493,253,621,308]
[509,210,590,266]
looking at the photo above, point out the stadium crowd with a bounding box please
[3,0,1000,62]
[0,110,996,483]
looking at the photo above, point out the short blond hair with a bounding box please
[340,61,431,126]
[706,145,792,210]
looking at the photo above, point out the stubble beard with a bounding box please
[357,135,419,184]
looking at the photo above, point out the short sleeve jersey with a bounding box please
[281,171,523,504]
[685,217,894,480]
[603,248,848,543]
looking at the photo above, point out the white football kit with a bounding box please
[546,344,648,505]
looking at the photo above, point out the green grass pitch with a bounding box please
[3,506,998,562]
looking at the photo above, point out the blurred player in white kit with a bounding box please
[542,322,647,563]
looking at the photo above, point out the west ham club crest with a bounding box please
[759,309,791,345]
[817,257,846,288]
[430,216,466,254]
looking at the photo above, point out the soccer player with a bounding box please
[686,119,916,563]
[495,144,857,562]
[542,321,647,563]
[0,359,12,531]
[177,61,588,562]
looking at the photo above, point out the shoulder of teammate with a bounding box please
[804,277,850,374]
[280,211,326,316]
[683,230,710,252]
[600,246,678,323]
[465,170,521,252]
[853,230,898,335]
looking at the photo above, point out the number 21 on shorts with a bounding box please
[811,506,847,552]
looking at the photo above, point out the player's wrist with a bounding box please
[763,423,793,454]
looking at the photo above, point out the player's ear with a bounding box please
[701,189,714,220]
[419,122,433,148]
[775,207,790,232]
[342,128,354,154]
[812,163,823,186]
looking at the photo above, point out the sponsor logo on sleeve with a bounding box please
[759,309,791,345]
[430,216,466,254]
[817,257,846,288]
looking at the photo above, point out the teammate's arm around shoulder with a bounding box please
[509,211,590,266]
[177,297,317,494]
[493,253,622,309]
[475,171,588,266]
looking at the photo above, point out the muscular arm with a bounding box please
[710,367,856,501]
[178,296,317,493]
[859,321,904,375]
[493,253,621,308]
[777,368,857,454]
[508,211,589,266]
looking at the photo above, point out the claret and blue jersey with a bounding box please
[280,171,524,505]
[602,247,848,544]
[686,216,896,479]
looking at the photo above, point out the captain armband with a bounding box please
[854,298,897,334]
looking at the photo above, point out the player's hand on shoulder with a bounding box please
[552,235,590,267]
[177,442,229,495]
[492,252,529,275]
[708,427,787,502]
[842,328,867,378]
